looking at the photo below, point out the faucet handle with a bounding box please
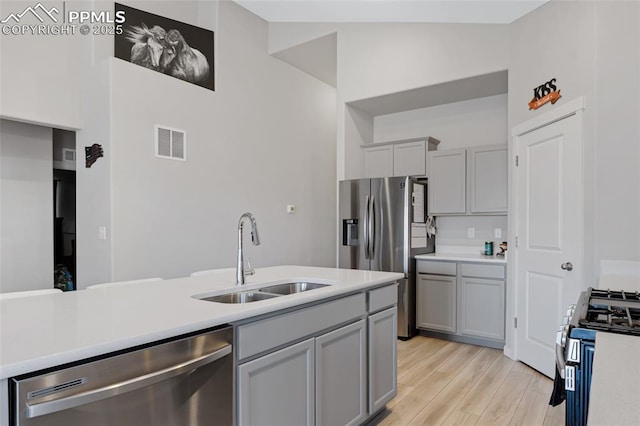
[245,257,255,277]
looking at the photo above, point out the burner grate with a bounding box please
[578,288,640,336]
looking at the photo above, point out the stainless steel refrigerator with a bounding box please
[339,176,435,339]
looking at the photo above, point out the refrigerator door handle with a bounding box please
[370,195,376,258]
[364,195,370,259]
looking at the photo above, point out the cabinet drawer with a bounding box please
[368,283,398,313]
[460,263,505,279]
[237,293,366,360]
[417,260,456,276]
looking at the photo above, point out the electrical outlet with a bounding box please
[494,228,502,239]
[467,227,475,238]
[98,226,107,240]
[286,204,296,214]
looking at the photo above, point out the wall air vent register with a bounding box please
[155,125,187,161]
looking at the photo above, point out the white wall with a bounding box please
[435,215,507,250]
[0,119,53,292]
[52,129,75,162]
[337,23,509,103]
[509,0,640,281]
[593,1,640,266]
[506,0,640,358]
[373,94,508,147]
[0,1,337,288]
[0,1,86,129]
[332,23,508,179]
[507,0,597,360]
[106,1,337,281]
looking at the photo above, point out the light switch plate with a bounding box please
[494,228,502,239]
[467,227,475,238]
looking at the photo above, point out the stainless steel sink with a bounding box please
[259,282,330,295]
[202,291,279,304]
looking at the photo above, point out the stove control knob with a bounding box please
[556,327,564,346]
[561,324,570,346]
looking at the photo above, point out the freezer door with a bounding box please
[338,179,370,270]
[370,177,410,274]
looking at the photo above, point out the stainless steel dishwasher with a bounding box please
[10,326,233,426]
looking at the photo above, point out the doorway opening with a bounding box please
[53,129,76,291]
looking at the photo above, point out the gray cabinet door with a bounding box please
[368,307,398,415]
[393,140,426,176]
[459,277,505,340]
[416,274,457,333]
[315,320,367,426]
[428,149,467,214]
[469,145,508,213]
[238,339,315,426]
[364,145,394,178]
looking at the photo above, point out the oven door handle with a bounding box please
[25,344,232,419]
[555,344,566,379]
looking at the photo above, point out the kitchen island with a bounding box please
[0,266,403,426]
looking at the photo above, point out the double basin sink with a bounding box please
[199,282,330,304]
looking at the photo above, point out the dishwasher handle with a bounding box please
[25,344,232,419]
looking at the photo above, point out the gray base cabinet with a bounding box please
[416,274,456,333]
[238,339,315,426]
[235,283,399,426]
[368,307,397,414]
[459,277,505,340]
[316,320,367,426]
[417,260,505,347]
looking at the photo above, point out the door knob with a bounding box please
[561,262,574,271]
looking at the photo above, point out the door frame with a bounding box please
[506,97,586,361]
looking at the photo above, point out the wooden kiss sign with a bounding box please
[529,78,561,110]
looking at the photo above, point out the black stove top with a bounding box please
[576,288,640,335]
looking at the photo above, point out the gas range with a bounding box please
[553,287,640,425]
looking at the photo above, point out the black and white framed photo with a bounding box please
[114,3,215,91]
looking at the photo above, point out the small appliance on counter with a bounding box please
[497,241,508,257]
[552,287,640,425]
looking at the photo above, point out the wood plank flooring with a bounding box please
[373,335,565,426]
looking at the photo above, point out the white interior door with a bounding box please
[514,110,584,378]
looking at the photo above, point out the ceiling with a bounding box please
[233,0,549,24]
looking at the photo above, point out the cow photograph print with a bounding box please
[114,3,214,91]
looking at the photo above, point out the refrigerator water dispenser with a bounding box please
[342,219,359,246]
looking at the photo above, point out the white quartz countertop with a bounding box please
[415,252,507,264]
[588,332,640,425]
[0,266,403,380]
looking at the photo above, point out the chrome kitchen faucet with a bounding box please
[236,212,260,285]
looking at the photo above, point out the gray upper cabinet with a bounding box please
[363,137,440,178]
[469,145,508,213]
[428,144,507,215]
[393,141,426,176]
[364,144,394,178]
[428,149,467,214]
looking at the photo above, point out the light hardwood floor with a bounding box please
[373,335,565,426]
